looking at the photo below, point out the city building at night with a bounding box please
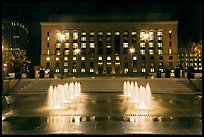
[40,14,179,77]
[2,19,30,75]
[178,41,202,74]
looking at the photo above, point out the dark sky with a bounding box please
[2,1,202,66]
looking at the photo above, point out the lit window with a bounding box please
[81,57,85,60]
[98,62,103,65]
[115,62,120,65]
[169,49,172,54]
[90,43,95,48]
[140,50,145,55]
[133,56,137,60]
[56,43,61,48]
[106,32,111,35]
[55,69,60,73]
[81,32,86,35]
[64,50,69,55]
[64,68,68,72]
[98,56,102,60]
[115,32,120,35]
[107,56,111,60]
[157,31,162,36]
[81,37,86,41]
[73,43,78,48]
[149,50,154,55]
[116,56,120,60]
[140,43,145,48]
[73,57,76,60]
[149,31,154,40]
[47,50,50,55]
[73,68,76,73]
[107,62,111,65]
[158,43,162,47]
[140,31,145,40]
[123,43,128,48]
[150,68,154,72]
[90,32,95,36]
[158,37,162,40]
[90,68,94,72]
[158,50,162,55]
[64,62,68,66]
[56,57,59,61]
[46,57,50,61]
[132,31,137,35]
[64,43,69,48]
[124,68,128,73]
[81,43,86,48]
[98,31,103,35]
[47,37,49,41]
[73,32,78,40]
[81,68,85,73]
[64,57,68,61]
[56,50,60,55]
[149,42,154,48]
[142,68,146,72]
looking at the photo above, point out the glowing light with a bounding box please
[59,34,65,40]
[129,48,135,54]
[74,49,80,55]
[143,34,149,39]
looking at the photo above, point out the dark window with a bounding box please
[90,62,94,68]
[124,62,128,68]
[150,56,154,60]
[106,48,112,55]
[159,56,163,60]
[115,35,120,54]
[47,32,49,37]
[98,41,103,55]
[90,48,94,55]
[46,63,50,69]
[169,56,173,60]
[123,48,128,54]
[142,56,146,60]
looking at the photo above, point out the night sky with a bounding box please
[2,1,202,66]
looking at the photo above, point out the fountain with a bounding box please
[123,81,152,109]
[48,82,81,109]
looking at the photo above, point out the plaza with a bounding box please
[2,77,202,135]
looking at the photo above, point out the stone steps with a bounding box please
[14,78,193,94]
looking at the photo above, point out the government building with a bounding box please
[40,14,178,77]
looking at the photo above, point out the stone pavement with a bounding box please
[2,77,202,135]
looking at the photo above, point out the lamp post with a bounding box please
[129,47,135,78]
[74,48,80,78]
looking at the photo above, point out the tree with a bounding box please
[2,37,30,72]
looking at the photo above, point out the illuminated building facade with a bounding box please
[40,14,178,77]
[178,42,202,73]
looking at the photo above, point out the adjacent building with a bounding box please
[178,41,202,73]
[40,14,179,77]
[2,19,29,74]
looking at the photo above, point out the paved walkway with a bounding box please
[2,77,202,135]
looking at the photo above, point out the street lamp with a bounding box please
[129,47,135,78]
[74,48,80,78]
